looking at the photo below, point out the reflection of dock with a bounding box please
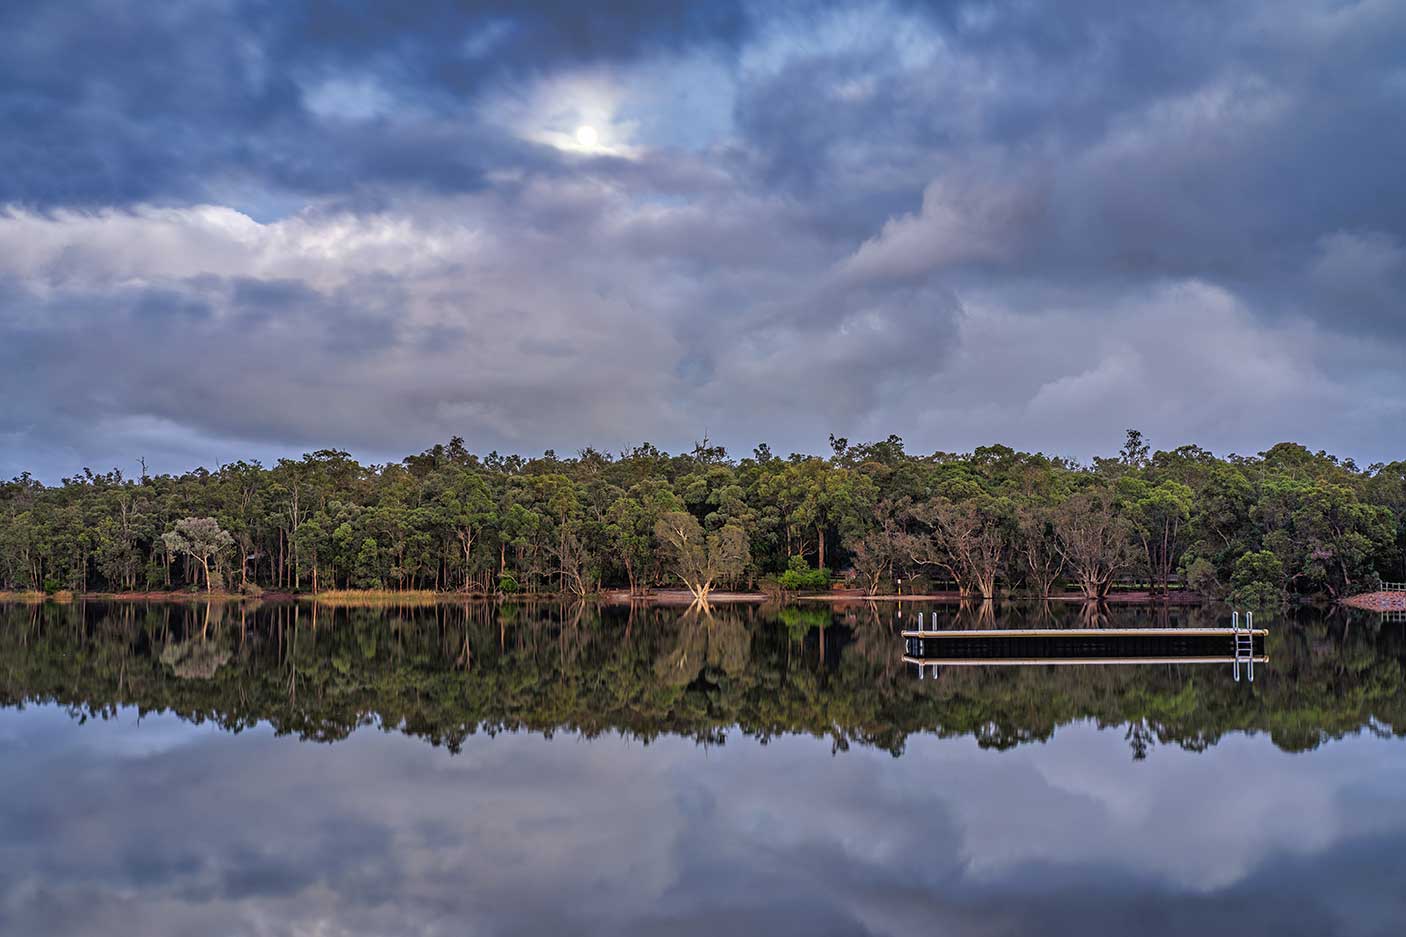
[903,655,1269,667]
[900,628,1267,639]
[903,627,1268,680]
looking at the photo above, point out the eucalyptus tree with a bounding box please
[653,511,750,602]
[903,496,1011,599]
[217,460,267,590]
[162,517,235,592]
[1015,503,1065,597]
[1051,488,1134,600]
[1366,461,1406,579]
[439,468,495,590]
[849,507,904,596]
[606,481,681,594]
[1257,478,1394,598]
[293,515,330,593]
[1120,478,1194,593]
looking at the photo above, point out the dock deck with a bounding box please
[900,617,1271,679]
[900,627,1268,639]
[902,654,1269,667]
[901,626,1269,677]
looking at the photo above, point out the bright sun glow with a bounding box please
[574,124,599,147]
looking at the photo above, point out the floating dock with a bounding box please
[902,654,1269,667]
[900,627,1268,639]
[902,626,1268,679]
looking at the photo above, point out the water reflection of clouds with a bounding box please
[918,728,1398,891]
[0,704,229,758]
[1,709,1404,936]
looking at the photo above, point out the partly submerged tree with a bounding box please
[850,520,901,596]
[904,497,1010,599]
[1015,503,1065,598]
[1052,489,1133,600]
[162,517,234,593]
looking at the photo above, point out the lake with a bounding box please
[2,599,1404,936]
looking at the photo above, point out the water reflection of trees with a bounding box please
[2,601,1403,758]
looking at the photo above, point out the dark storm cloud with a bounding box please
[2,1,1405,477]
[0,274,401,442]
[744,0,1406,293]
[0,0,746,207]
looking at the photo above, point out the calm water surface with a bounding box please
[2,600,1404,936]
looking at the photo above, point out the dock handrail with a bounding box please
[1232,610,1256,682]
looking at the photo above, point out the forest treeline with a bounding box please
[1,431,1403,601]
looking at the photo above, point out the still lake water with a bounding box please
[2,599,1404,936]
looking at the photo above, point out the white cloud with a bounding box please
[840,173,1042,283]
[1311,230,1405,288]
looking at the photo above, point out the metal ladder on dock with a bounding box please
[1232,610,1255,683]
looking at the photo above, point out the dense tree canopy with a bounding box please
[1,434,1401,600]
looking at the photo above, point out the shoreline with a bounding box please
[1,588,1206,606]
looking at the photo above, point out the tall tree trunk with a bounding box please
[976,568,996,599]
[461,529,474,591]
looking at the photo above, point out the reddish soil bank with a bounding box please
[1343,591,1406,612]
[34,591,302,602]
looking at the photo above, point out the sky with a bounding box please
[3,706,1405,935]
[3,0,1405,481]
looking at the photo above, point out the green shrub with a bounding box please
[497,573,519,594]
[1231,550,1285,609]
[778,555,831,591]
[1185,557,1220,597]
